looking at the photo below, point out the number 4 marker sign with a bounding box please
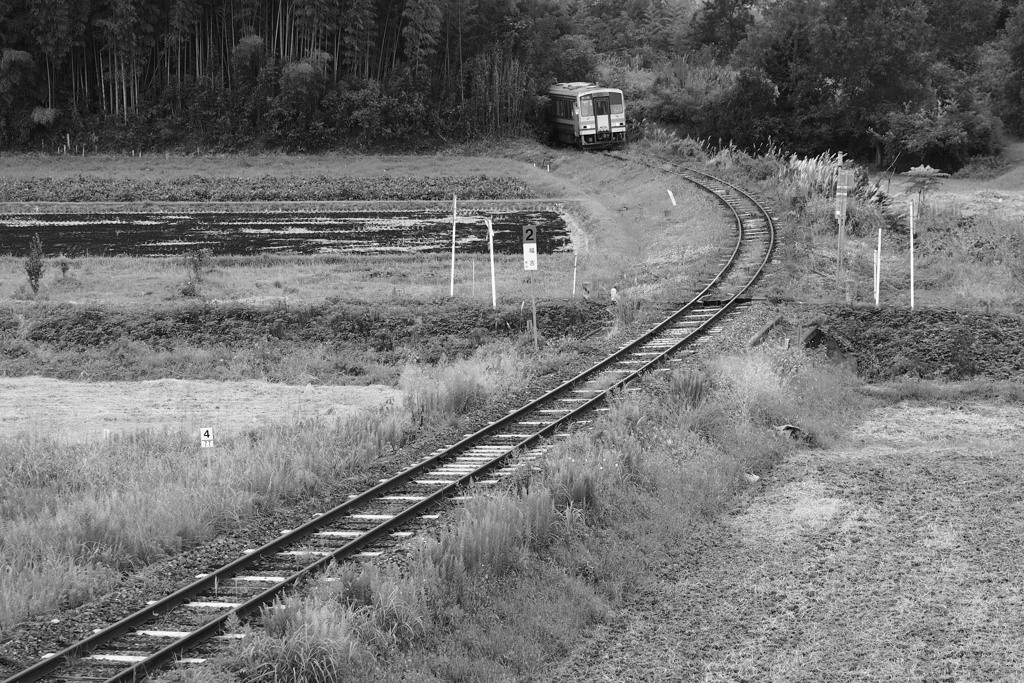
[200,428,214,448]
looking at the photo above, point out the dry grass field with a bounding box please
[5,138,1024,683]
[552,390,1024,681]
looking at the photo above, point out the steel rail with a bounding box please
[2,160,775,683]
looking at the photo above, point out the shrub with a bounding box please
[24,233,45,294]
[183,248,211,283]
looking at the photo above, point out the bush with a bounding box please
[24,233,45,294]
[877,102,999,172]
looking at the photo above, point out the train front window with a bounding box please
[594,98,610,116]
[610,92,624,115]
[579,96,593,118]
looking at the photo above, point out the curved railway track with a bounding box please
[2,160,776,683]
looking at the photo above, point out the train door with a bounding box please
[593,95,611,138]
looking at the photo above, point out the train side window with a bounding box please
[610,92,624,115]
[579,96,593,117]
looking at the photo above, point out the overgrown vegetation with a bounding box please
[0,175,535,203]
[161,345,863,682]
[633,133,1024,314]
[0,337,566,630]
[0,297,603,383]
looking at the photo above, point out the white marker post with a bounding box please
[523,225,539,351]
[201,428,214,448]
[667,190,676,206]
[874,250,879,306]
[486,217,497,309]
[449,194,457,297]
[875,228,882,307]
[572,252,578,298]
[909,201,915,309]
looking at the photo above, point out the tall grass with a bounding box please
[398,340,536,425]
[780,150,842,198]
[230,597,373,683]
[190,344,865,682]
[753,146,1024,310]
[0,410,412,631]
[0,337,581,631]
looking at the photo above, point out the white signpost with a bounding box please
[485,217,497,308]
[523,225,539,351]
[522,225,538,271]
[200,427,214,448]
[449,194,457,297]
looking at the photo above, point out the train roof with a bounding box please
[547,82,622,97]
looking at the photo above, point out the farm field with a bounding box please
[0,140,732,644]
[0,208,571,256]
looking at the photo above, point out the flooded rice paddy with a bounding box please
[0,210,571,256]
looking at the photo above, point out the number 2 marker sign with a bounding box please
[522,226,538,271]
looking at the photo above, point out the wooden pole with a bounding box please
[531,271,539,352]
[487,217,497,309]
[449,194,457,297]
[909,201,915,309]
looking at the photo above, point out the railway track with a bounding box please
[2,160,776,683]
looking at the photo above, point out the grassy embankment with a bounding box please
[730,144,1024,313]
[0,142,730,633]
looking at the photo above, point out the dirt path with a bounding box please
[0,377,403,442]
[554,401,1024,681]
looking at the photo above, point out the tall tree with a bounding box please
[923,0,1000,69]
[735,0,931,154]
[28,0,76,108]
[343,0,378,78]
[401,0,442,81]
[688,0,753,58]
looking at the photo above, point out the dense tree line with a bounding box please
[1,0,1023,167]
[0,0,697,150]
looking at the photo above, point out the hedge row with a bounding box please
[821,305,1024,381]
[0,175,535,203]
[1,299,607,353]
